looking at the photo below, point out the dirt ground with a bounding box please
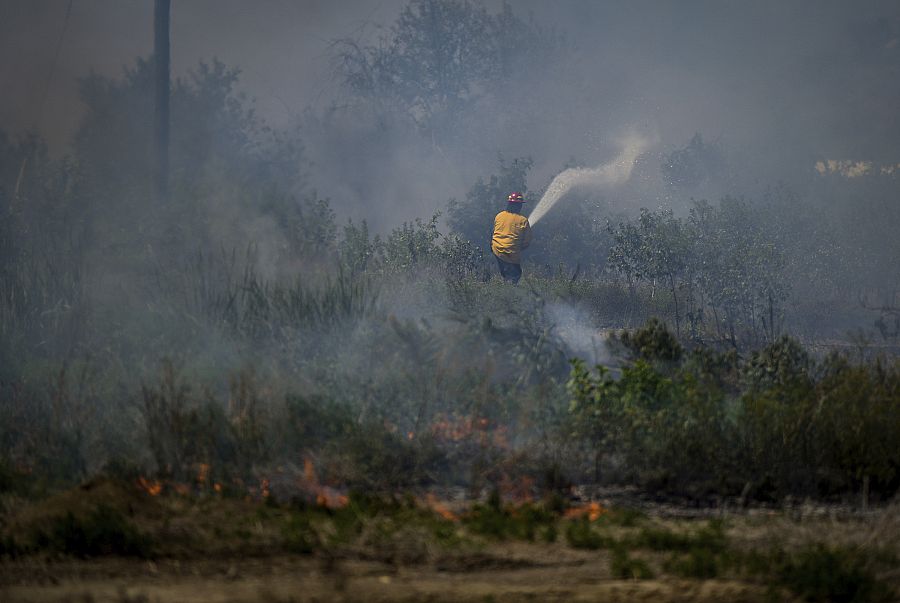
[1,545,772,603]
[3,482,898,603]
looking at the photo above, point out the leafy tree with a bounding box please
[74,58,308,262]
[608,208,692,335]
[689,197,787,345]
[340,219,379,275]
[336,0,560,144]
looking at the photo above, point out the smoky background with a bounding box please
[0,0,898,500]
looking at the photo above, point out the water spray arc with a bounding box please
[528,133,653,226]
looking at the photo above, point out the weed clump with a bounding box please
[634,519,726,553]
[282,513,319,554]
[34,505,152,558]
[665,546,722,579]
[462,491,557,542]
[772,545,891,603]
[564,518,613,550]
[610,546,654,579]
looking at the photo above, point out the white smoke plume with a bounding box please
[528,131,655,226]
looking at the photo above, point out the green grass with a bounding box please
[633,519,727,553]
[564,518,614,550]
[610,546,654,579]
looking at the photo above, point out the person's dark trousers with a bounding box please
[495,255,522,284]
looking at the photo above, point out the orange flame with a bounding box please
[302,458,349,509]
[137,476,162,496]
[196,463,210,484]
[424,493,459,522]
[564,501,606,521]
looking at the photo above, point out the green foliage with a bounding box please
[635,520,727,553]
[664,546,721,579]
[569,320,900,500]
[610,546,655,579]
[340,219,379,275]
[564,518,613,550]
[282,513,319,554]
[381,214,442,273]
[464,500,557,542]
[617,317,683,362]
[607,198,788,344]
[752,545,893,603]
[603,507,647,528]
[181,254,378,340]
[33,505,151,558]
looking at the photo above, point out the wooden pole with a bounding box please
[154,0,170,202]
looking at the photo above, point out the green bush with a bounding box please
[282,513,319,554]
[34,505,151,558]
[569,319,900,501]
[617,317,683,363]
[564,518,613,550]
[635,521,726,554]
[464,498,556,542]
[665,546,721,579]
[775,545,891,603]
[610,546,654,579]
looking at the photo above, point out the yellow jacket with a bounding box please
[491,210,532,264]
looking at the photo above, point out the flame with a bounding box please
[196,463,210,484]
[564,501,606,522]
[302,458,349,509]
[424,493,459,522]
[137,476,162,496]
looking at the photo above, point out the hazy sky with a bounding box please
[2,0,899,211]
[0,0,407,150]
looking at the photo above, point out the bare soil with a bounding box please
[1,544,771,603]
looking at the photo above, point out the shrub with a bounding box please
[564,518,612,550]
[775,545,891,603]
[34,505,151,558]
[665,546,721,579]
[610,546,654,579]
[282,513,319,554]
[464,499,556,542]
[617,317,683,362]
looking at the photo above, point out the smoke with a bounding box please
[528,131,655,226]
[545,302,614,367]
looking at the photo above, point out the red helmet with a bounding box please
[507,192,525,203]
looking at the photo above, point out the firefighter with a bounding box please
[491,192,532,284]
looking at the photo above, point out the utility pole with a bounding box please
[154,0,170,203]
